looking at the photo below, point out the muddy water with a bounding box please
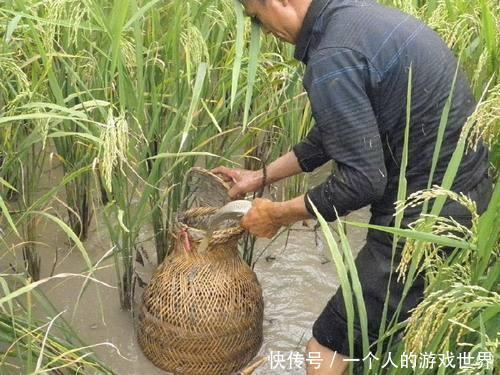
[27,208,368,375]
[253,207,368,374]
[1,162,370,375]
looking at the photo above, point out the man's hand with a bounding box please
[212,151,304,199]
[241,198,282,239]
[211,166,264,199]
[241,195,314,239]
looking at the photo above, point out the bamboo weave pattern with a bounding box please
[137,170,264,374]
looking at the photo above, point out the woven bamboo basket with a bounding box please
[137,170,264,374]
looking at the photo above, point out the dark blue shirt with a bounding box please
[292,0,489,221]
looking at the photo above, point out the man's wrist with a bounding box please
[252,169,266,191]
[270,202,289,226]
[254,169,267,187]
[271,197,311,226]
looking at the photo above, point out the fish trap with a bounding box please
[137,168,264,374]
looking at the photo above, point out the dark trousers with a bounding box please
[312,175,492,358]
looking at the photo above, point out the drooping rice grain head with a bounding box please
[76,50,100,87]
[121,36,138,78]
[426,2,478,49]
[396,186,479,282]
[404,280,499,354]
[42,0,66,54]
[41,0,90,50]
[205,0,229,30]
[181,24,210,75]
[471,48,490,90]
[467,82,500,150]
[67,0,89,47]
[0,54,31,112]
[397,187,479,222]
[385,0,420,16]
[98,109,129,192]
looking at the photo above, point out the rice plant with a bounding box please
[0,273,115,374]
[0,0,310,309]
[382,0,500,166]
[0,0,497,373]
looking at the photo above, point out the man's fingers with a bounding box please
[227,186,244,200]
[211,166,228,175]
[211,166,238,181]
[240,215,250,230]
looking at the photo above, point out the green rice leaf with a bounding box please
[377,67,412,357]
[335,218,370,359]
[0,113,99,126]
[21,102,88,119]
[201,100,222,133]
[0,194,19,237]
[242,22,261,131]
[109,0,129,79]
[123,0,162,29]
[0,177,17,193]
[423,64,459,214]
[148,151,231,165]
[48,131,102,145]
[309,200,356,362]
[0,274,112,306]
[230,0,245,110]
[343,220,474,250]
[179,62,208,151]
[4,14,21,43]
[32,212,93,272]
[474,178,500,281]
[480,0,497,69]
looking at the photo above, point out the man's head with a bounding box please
[239,0,312,44]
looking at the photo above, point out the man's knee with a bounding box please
[306,337,332,354]
[305,338,348,374]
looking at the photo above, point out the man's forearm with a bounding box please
[272,195,313,226]
[260,151,304,185]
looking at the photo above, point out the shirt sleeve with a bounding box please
[302,47,387,221]
[293,125,330,172]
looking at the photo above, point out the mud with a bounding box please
[1,162,370,375]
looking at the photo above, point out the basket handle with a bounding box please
[206,200,252,235]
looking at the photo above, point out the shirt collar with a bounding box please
[294,0,332,63]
